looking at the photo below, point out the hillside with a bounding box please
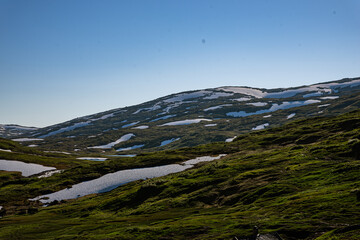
[0,110,359,239]
[7,77,360,156]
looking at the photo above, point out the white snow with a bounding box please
[150,114,176,122]
[0,149,12,152]
[76,157,108,161]
[0,159,56,177]
[133,103,162,114]
[39,121,91,138]
[320,96,339,100]
[233,97,252,102]
[203,92,234,99]
[246,102,268,107]
[117,144,145,151]
[30,155,226,203]
[318,104,331,108]
[218,87,265,98]
[303,92,323,98]
[287,113,296,119]
[90,113,115,122]
[12,138,43,142]
[220,79,360,99]
[225,136,237,142]
[204,104,232,111]
[28,145,38,147]
[263,115,272,118]
[122,121,140,128]
[132,125,149,129]
[160,138,180,147]
[160,119,212,126]
[205,124,217,127]
[88,133,135,149]
[164,91,211,103]
[252,123,269,130]
[227,100,321,117]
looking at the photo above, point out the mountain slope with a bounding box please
[8,77,360,154]
[0,110,359,239]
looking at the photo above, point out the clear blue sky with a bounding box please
[1,0,359,127]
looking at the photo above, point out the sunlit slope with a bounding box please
[11,77,360,155]
[0,110,359,239]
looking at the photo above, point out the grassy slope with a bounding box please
[0,111,359,239]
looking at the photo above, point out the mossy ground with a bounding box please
[0,111,359,239]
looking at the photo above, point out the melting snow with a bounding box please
[133,103,162,114]
[263,115,272,118]
[122,121,140,128]
[204,104,232,111]
[205,124,217,127]
[150,114,176,122]
[247,102,268,107]
[203,92,234,99]
[227,100,321,117]
[160,119,212,126]
[252,123,269,130]
[287,113,296,119]
[0,159,56,177]
[160,138,180,147]
[318,104,331,108]
[225,136,237,142]
[303,92,323,98]
[218,87,265,98]
[132,125,149,129]
[320,96,339,100]
[117,144,144,151]
[0,149,12,152]
[233,97,252,102]
[164,91,211,103]
[39,121,91,138]
[30,155,226,203]
[88,133,135,149]
[12,138,43,142]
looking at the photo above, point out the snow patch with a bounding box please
[205,124,217,127]
[88,133,135,149]
[320,96,339,100]
[303,92,323,98]
[252,123,269,130]
[287,113,296,119]
[203,92,234,99]
[39,121,91,138]
[150,114,176,122]
[263,115,272,118]
[204,104,232,111]
[12,138,43,142]
[318,104,330,108]
[218,87,265,98]
[0,149,12,152]
[122,121,140,128]
[225,136,237,142]
[117,144,144,151]
[160,138,180,147]
[233,97,252,102]
[38,170,63,178]
[164,91,211,103]
[132,125,149,129]
[246,102,268,107]
[227,100,321,117]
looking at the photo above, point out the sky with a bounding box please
[1,0,359,127]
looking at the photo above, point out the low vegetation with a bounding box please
[0,110,359,239]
